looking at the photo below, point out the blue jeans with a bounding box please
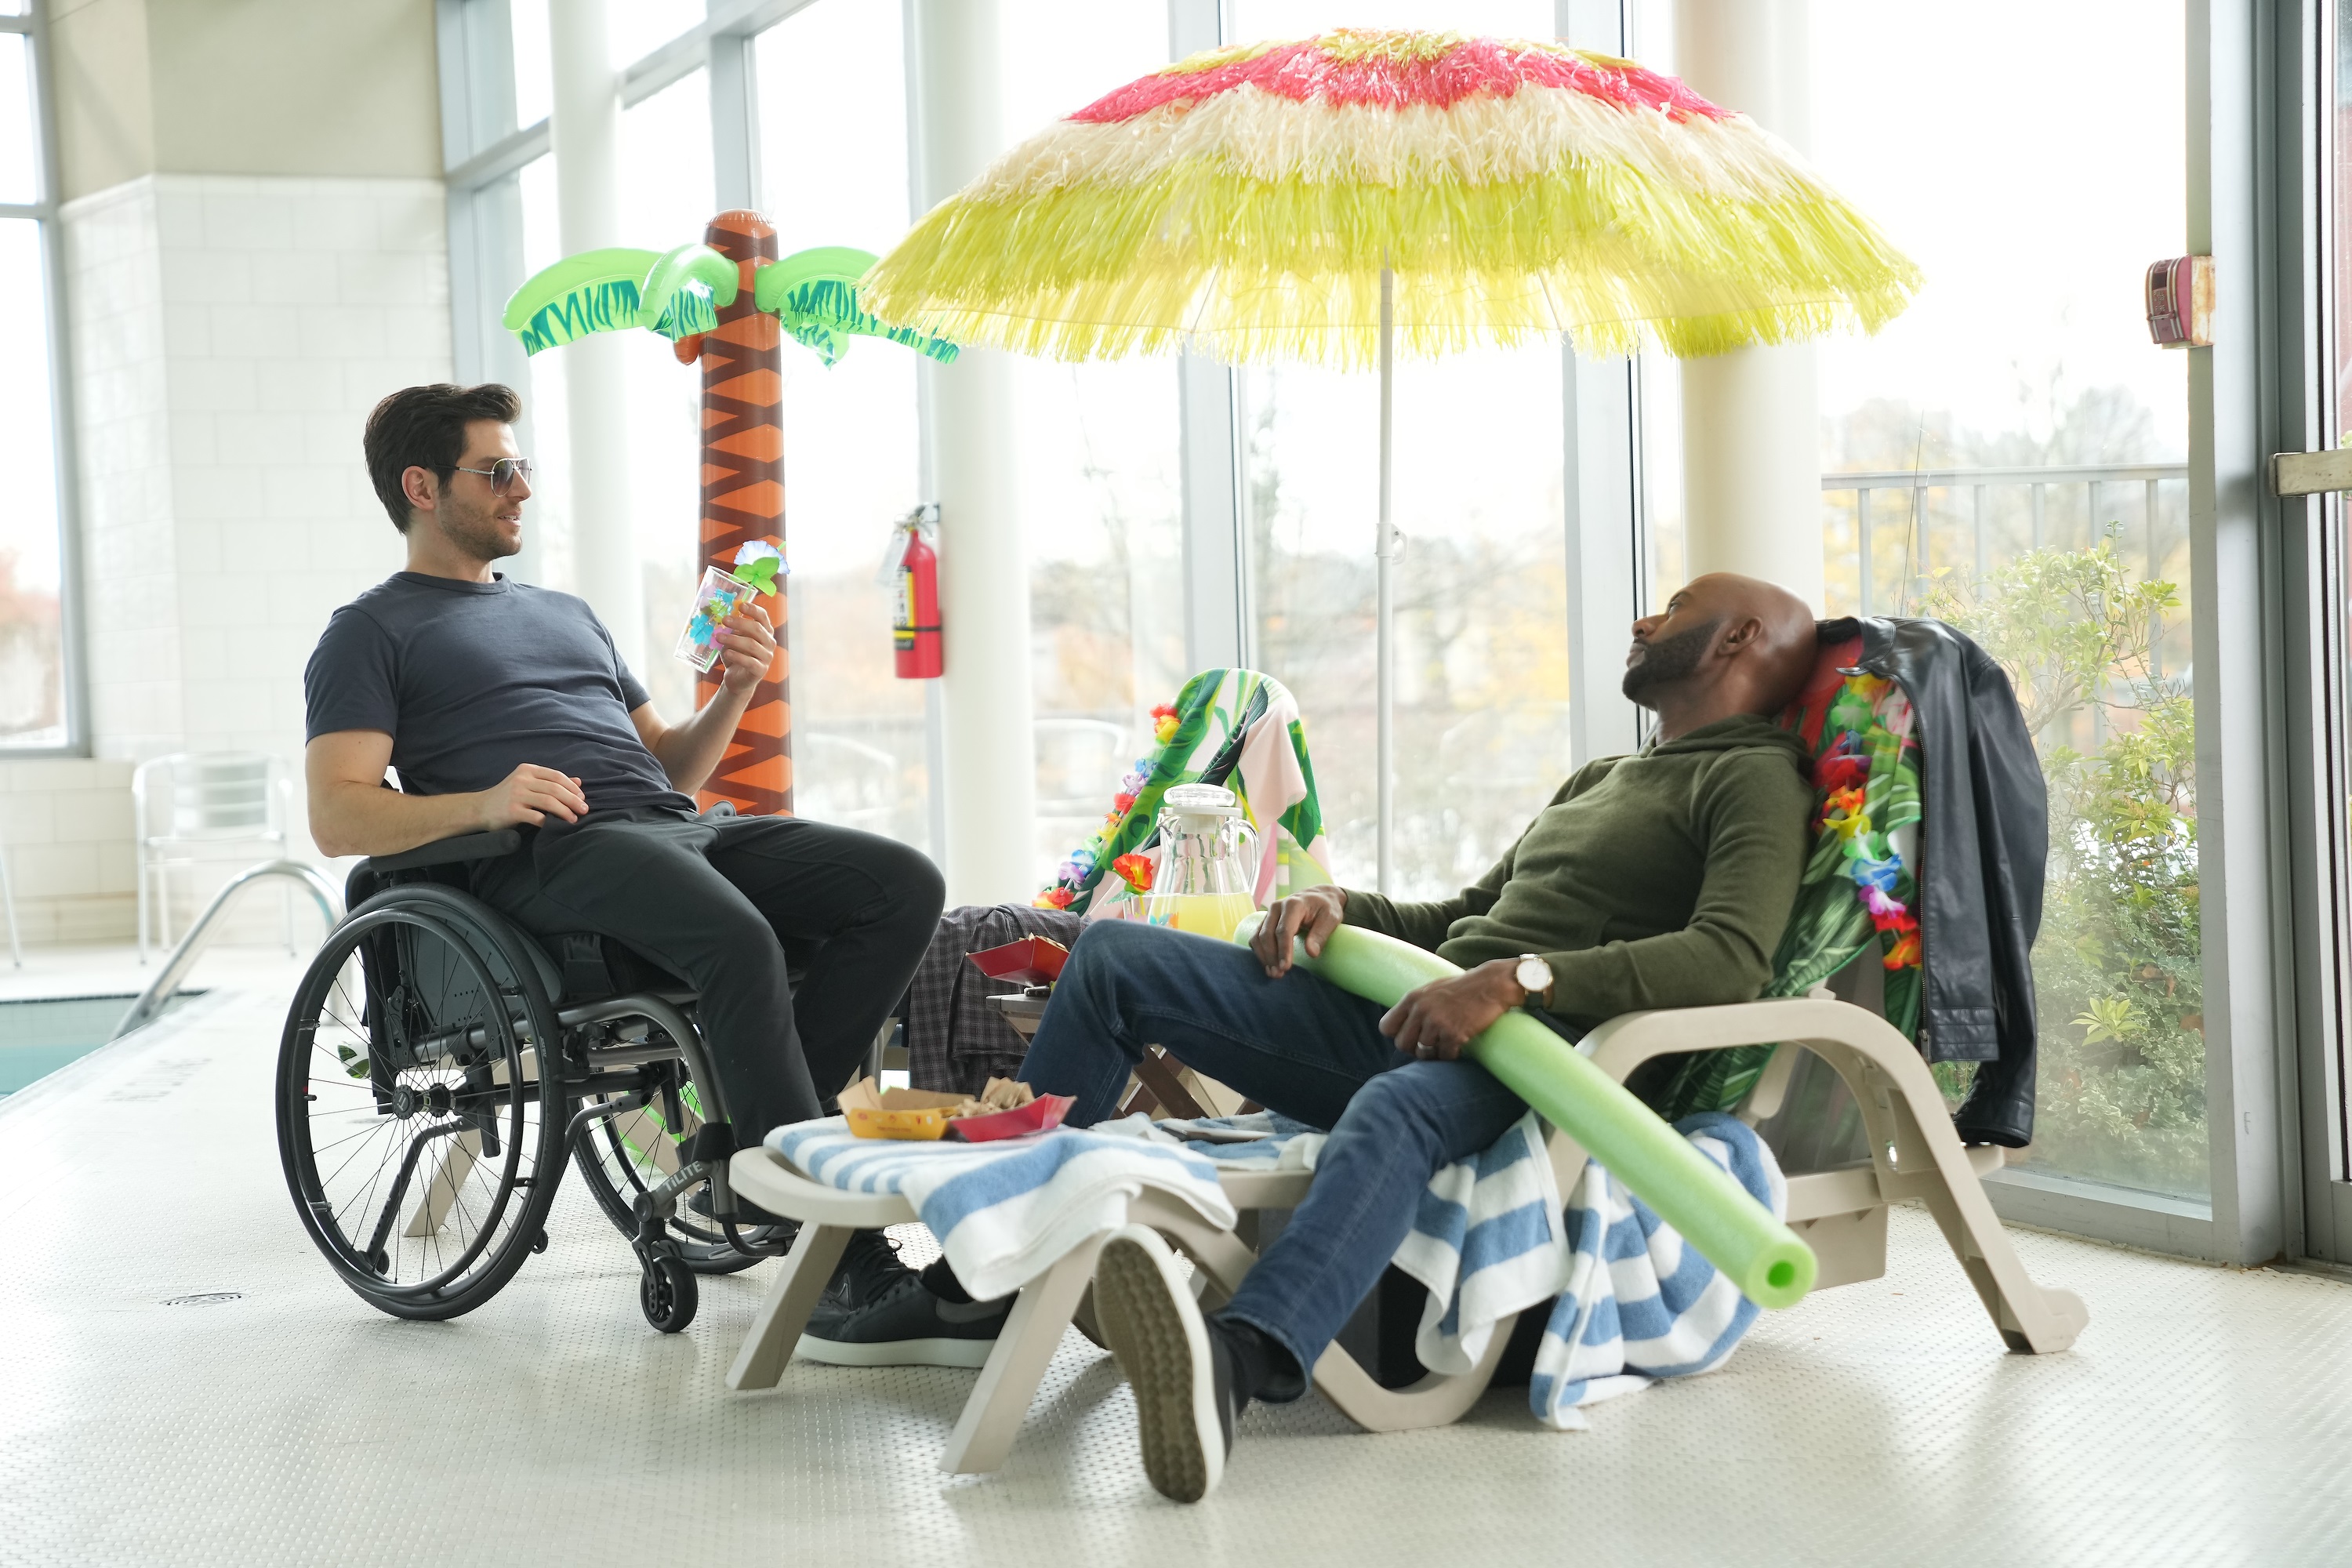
[1018,919,1528,1395]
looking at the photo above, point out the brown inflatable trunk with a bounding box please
[692,209,791,816]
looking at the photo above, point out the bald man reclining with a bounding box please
[1014,572,1821,1503]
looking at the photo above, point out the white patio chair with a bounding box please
[133,751,292,961]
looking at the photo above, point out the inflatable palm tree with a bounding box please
[505,211,956,816]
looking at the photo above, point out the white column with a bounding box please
[546,0,644,670]
[910,0,1037,906]
[1673,0,1825,611]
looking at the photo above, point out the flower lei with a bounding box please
[1033,703,1183,910]
[1817,675,1922,972]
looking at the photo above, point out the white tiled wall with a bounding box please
[0,760,136,946]
[30,172,451,944]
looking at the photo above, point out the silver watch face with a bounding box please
[1515,955,1552,996]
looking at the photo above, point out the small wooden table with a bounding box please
[982,989,1047,1040]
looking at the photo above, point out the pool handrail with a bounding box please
[111,859,342,1040]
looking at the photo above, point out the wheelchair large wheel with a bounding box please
[278,890,568,1320]
[571,1073,766,1276]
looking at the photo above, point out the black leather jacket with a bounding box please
[1822,616,2049,1147]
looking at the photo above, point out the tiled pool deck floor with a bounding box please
[4,956,2351,1566]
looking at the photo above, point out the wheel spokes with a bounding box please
[287,909,552,1301]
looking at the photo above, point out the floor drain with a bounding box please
[161,1292,243,1307]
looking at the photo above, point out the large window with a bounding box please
[462,0,940,852]
[615,68,717,723]
[1247,355,1569,895]
[754,0,930,848]
[0,8,72,750]
[1803,2,2200,1203]
[1627,3,2201,1205]
[434,0,2249,1246]
[1000,3,1187,881]
[1232,0,1566,896]
[514,68,719,724]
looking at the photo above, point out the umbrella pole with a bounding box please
[1375,263,1396,893]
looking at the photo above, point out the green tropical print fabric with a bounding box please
[1034,669,1331,918]
[1646,639,1927,1120]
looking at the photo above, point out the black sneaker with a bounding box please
[817,1228,918,1313]
[1091,1224,1236,1504]
[796,1270,1013,1368]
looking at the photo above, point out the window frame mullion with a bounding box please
[22,0,86,756]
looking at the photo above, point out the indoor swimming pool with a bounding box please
[0,993,201,1097]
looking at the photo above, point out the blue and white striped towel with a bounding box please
[764,1120,1236,1303]
[1527,1113,1785,1427]
[1134,1108,1784,1431]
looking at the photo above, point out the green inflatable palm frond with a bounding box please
[507,241,962,361]
[651,289,718,340]
[636,243,739,339]
[503,248,663,354]
[755,245,960,366]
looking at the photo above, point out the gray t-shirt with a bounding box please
[303,572,692,814]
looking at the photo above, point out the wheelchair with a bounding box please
[274,828,792,1332]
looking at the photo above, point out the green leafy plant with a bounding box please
[1926,533,2206,1197]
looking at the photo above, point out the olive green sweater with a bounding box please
[1341,713,1814,1032]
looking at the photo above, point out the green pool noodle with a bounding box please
[1232,915,1817,1309]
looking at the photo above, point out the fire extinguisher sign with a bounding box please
[893,506,944,680]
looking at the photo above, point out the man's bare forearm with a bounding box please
[312,781,490,858]
[650,686,753,796]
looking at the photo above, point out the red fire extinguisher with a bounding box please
[893,508,942,679]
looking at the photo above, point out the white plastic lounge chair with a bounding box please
[724,938,2085,1464]
[1127,953,2089,1435]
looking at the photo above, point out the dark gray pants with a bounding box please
[473,808,946,1139]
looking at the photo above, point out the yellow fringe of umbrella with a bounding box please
[864,83,1921,366]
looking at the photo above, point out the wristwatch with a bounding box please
[1514,953,1555,1011]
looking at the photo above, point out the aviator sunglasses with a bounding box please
[452,456,534,494]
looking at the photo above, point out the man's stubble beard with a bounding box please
[1620,618,1721,705]
[436,488,521,564]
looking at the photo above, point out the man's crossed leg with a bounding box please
[1021,919,1529,1503]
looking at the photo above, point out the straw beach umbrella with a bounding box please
[862,28,1920,885]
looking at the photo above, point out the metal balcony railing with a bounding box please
[1820,461,2190,618]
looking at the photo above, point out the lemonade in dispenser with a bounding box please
[1142,783,1258,939]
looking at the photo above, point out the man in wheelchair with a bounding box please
[303,383,946,1315]
[1017,572,1820,1502]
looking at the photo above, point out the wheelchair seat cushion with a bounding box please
[346,854,684,1007]
[544,930,684,1004]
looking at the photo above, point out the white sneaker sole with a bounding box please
[793,1333,998,1369]
[1093,1225,1225,1504]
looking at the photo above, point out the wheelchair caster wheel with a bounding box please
[529,1229,549,1255]
[366,1247,390,1277]
[641,1255,697,1334]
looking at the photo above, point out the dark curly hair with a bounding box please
[361,383,522,533]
